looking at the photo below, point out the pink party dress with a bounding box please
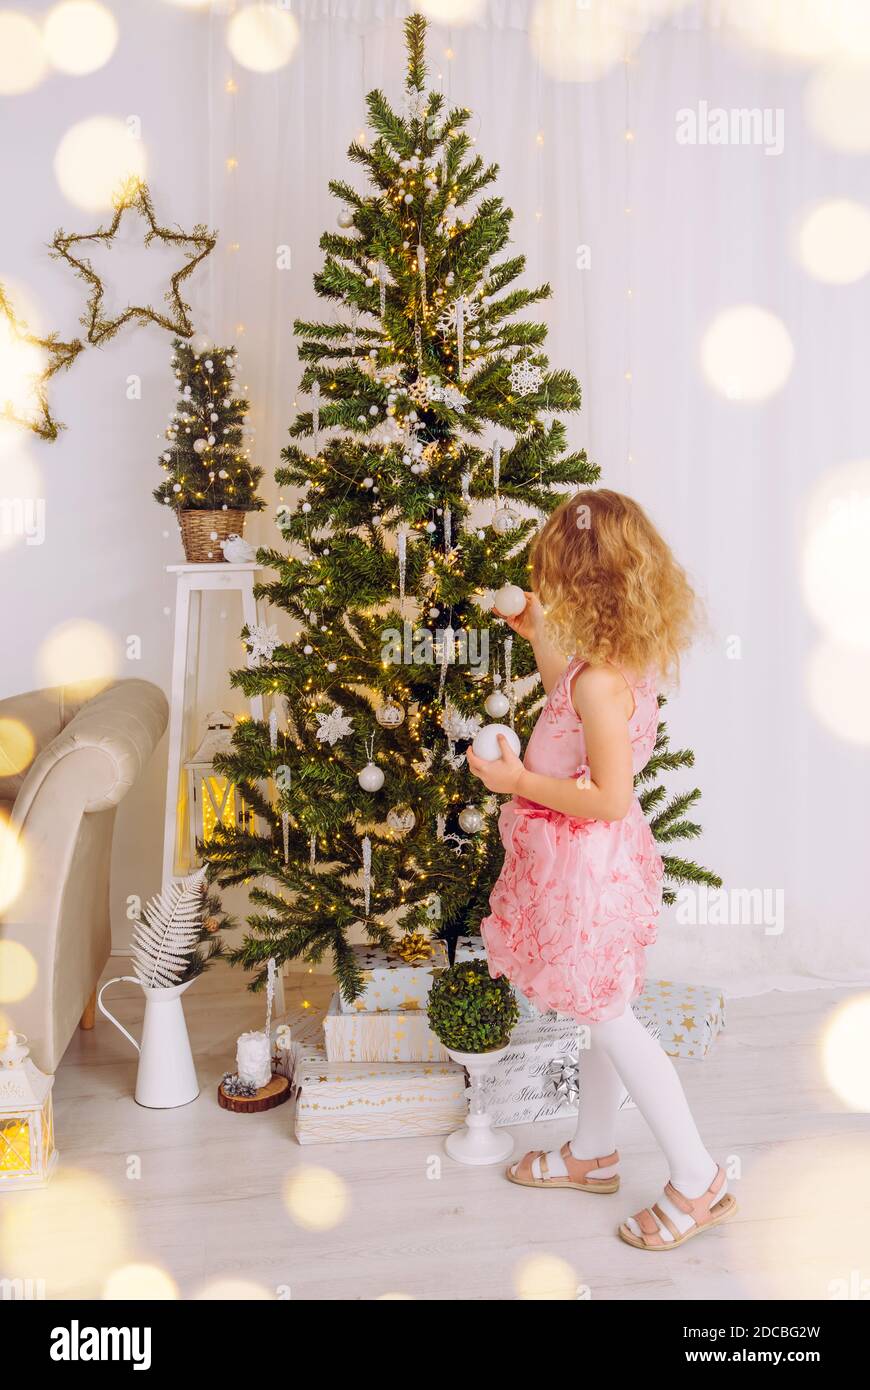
[480,658,663,1023]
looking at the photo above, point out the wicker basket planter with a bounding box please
[179,509,246,563]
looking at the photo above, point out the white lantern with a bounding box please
[185,710,254,858]
[0,1032,58,1190]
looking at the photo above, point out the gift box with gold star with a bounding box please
[631,980,726,1059]
[337,939,449,1015]
[290,1035,466,1145]
[323,992,450,1063]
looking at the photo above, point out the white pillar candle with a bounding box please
[236,1030,271,1089]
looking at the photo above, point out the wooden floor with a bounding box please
[8,964,869,1301]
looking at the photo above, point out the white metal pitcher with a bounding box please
[98,977,199,1108]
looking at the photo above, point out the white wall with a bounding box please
[4,0,869,991]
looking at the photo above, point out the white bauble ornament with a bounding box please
[375,700,405,728]
[472,724,521,761]
[493,582,526,618]
[191,332,211,353]
[193,438,208,454]
[491,506,518,535]
[484,690,511,719]
[358,761,385,792]
[386,805,416,834]
[458,805,483,834]
[337,207,354,228]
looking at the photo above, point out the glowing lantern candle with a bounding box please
[184,710,254,858]
[0,1031,57,1190]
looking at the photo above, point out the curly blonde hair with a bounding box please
[531,489,699,682]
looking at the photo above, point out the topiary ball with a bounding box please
[427,959,519,1053]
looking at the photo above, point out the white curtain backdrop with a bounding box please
[4,0,867,994]
[199,0,870,994]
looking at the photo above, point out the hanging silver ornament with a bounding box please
[491,505,518,535]
[375,699,405,728]
[387,805,416,834]
[458,804,483,834]
[362,835,372,914]
[461,471,471,503]
[438,624,455,696]
[337,206,354,228]
[484,689,511,719]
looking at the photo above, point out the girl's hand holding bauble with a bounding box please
[493,589,542,643]
[467,727,524,794]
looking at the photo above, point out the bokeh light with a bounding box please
[0,822,27,919]
[0,938,36,1000]
[37,619,118,695]
[0,12,47,95]
[513,1252,578,1299]
[823,995,870,1111]
[806,639,870,745]
[530,0,640,83]
[0,719,35,777]
[418,0,486,22]
[103,1263,179,1299]
[226,4,300,73]
[282,1165,348,1231]
[700,304,794,402]
[194,1278,273,1299]
[54,116,147,212]
[0,1169,130,1293]
[44,2,119,76]
[805,61,870,154]
[722,0,846,65]
[802,459,870,647]
[796,199,870,285]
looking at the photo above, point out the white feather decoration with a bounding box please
[131,868,207,990]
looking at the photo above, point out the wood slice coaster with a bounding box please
[217,1073,291,1113]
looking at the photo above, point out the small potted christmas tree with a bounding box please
[155,338,265,562]
[428,960,519,1166]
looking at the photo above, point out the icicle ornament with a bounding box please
[438,624,455,696]
[309,834,317,869]
[265,957,277,1040]
[397,524,409,601]
[362,835,372,915]
[311,379,321,454]
[377,260,388,319]
[492,440,502,494]
[282,812,290,864]
[269,708,278,753]
[414,319,423,372]
[443,506,452,550]
[417,243,427,312]
[456,294,465,380]
[461,471,471,503]
[504,635,515,727]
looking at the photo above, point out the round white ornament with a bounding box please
[458,805,483,833]
[484,690,511,719]
[493,582,526,617]
[337,207,354,228]
[472,724,521,761]
[193,438,207,454]
[358,761,385,792]
[491,506,518,535]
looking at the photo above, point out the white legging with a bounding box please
[570,1007,717,1198]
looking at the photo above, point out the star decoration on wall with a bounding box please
[0,282,84,441]
[49,178,217,346]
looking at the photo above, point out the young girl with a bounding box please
[467,489,735,1250]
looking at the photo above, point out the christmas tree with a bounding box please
[154,338,265,515]
[208,13,720,998]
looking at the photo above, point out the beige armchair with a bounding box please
[0,679,168,1071]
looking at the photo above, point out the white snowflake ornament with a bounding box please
[314,705,354,746]
[509,359,544,397]
[244,623,280,667]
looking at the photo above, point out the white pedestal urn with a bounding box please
[444,1045,514,1166]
